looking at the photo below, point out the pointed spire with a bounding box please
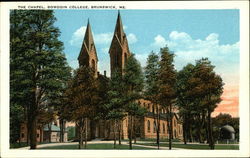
[78,18,98,67]
[114,10,125,43]
[84,19,94,51]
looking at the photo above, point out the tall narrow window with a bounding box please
[153,121,156,133]
[114,54,118,67]
[147,120,150,132]
[124,53,127,64]
[163,123,165,133]
[91,59,96,72]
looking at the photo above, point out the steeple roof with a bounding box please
[114,11,126,44]
[78,19,98,62]
[84,19,95,52]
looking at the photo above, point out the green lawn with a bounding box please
[136,143,239,150]
[38,143,154,150]
[10,142,50,149]
[137,138,181,142]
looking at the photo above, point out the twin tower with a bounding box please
[77,11,131,77]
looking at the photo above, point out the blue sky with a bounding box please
[53,9,239,85]
[53,9,239,116]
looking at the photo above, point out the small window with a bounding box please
[21,133,25,138]
[37,134,39,138]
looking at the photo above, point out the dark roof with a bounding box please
[43,125,60,132]
[221,125,235,133]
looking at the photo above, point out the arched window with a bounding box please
[163,123,165,133]
[114,54,118,67]
[91,59,95,70]
[147,120,150,132]
[166,124,168,134]
[124,53,127,64]
[153,121,156,133]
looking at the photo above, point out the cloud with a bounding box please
[150,31,239,79]
[150,31,239,117]
[152,35,167,47]
[69,26,86,46]
[123,25,127,30]
[94,32,113,45]
[135,53,148,68]
[127,33,138,44]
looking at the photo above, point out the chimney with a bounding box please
[104,70,106,77]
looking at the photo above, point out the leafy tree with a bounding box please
[123,54,146,149]
[67,126,76,141]
[10,10,71,149]
[144,52,161,149]
[103,69,126,148]
[176,63,195,144]
[64,66,99,149]
[190,58,224,149]
[157,46,177,150]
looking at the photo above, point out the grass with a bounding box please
[135,142,239,150]
[10,142,51,149]
[10,142,29,148]
[137,138,181,142]
[38,143,154,150]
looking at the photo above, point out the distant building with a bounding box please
[220,125,235,140]
[77,11,183,140]
[19,123,68,143]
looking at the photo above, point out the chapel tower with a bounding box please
[78,19,98,77]
[109,11,131,76]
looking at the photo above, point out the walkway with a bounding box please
[16,140,191,150]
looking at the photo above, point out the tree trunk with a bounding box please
[207,111,214,149]
[114,120,117,148]
[205,118,209,144]
[48,123,52,143]
[183,116,187,145]
[84,118,88,149]
[169,105,172,150]
[133,117,137,144]
[118,120,121,145]
[129,115,133,150]
[29,116,37,149]
[40,126,43,143]
[77,119,85,149]
[59,119,64,142]
[187,118,193,142]
[156,105,160,149]
[27,121,30,146]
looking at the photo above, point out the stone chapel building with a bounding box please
[77,11,183,140]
